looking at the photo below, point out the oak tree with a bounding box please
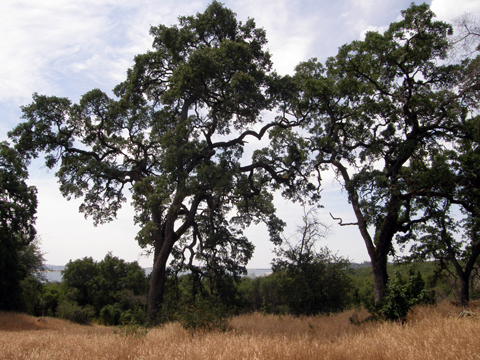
[10,2,293,321]
[259,4,479,304]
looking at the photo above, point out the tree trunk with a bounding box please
[146,228,177,323]
[371,255,389,304]
[146,254,168,322]
[333,161,393,305]
[458,273,470,307]
[145,195,202,322]
[446,234,480,308]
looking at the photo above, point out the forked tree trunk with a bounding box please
[146,195,202,322]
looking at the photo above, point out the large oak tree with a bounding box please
[259,4,480,304]
[10,2,294,321]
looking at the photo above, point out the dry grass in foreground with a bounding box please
[1,302,479,360]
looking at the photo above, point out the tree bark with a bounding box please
[458,273,470,307]
[371,253,389,304]
[146,194,204,322]
[146,229,176,322]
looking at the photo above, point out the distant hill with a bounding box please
[350,262,372,270]
[45,265,65,272]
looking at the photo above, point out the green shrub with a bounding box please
[354,270,435,324]
[99,303,122,326]
[56,300,95,324]
[176,299,230,332]
[381,270,435,322]
[119,307,146,325]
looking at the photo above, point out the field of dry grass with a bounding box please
[1,302,480,359]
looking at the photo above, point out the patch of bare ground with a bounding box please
[1,302,480,359]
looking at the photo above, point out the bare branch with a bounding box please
[329,212,359,226]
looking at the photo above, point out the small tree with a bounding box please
[380,270,435,322]
[272,208,353,315]
[61,254,148,324]
[18,236,47,315]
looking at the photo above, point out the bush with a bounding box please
[56,300,95,324]
[273,249,354,316]
[381,270,435,322]
[354,270,436,324]
[19,275,43,315]
[60,253,148,324]
[176,298,230,332]
[37,282,61,317]
[99,303,122,326]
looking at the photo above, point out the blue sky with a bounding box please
[1,0,479,268]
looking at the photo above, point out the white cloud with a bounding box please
[431,0,480,22]
[0,1,111,101]
[228,0,318,74]
[0,0,194,104]
[344,0,412,40]
[359,24,389,40]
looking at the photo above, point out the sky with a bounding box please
[1,0,479,268]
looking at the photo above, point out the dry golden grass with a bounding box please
[1,302,480,359]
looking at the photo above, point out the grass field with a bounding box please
[1,302,479,359]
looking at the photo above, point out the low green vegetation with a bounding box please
[11,247,480,328]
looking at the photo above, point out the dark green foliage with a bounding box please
[271,208,353,315]
[36,282,62,317]
[380,270,435,322]
[15,237,47,314]
[99,303,122,326]
[0,142,38,311]
[232,208,355,316]
[60,254,148,325]
[62,256,98,308]
[272,250,353,316]
[350,264,437,324]
[176,298,230,332]
[56,300,95,325]
[19,274,44,315]
[238,275,285,314]
[160,268,243,329]
[350,261,458,306]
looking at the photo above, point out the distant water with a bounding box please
[42,267,272,283]
[43,271,63,283]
